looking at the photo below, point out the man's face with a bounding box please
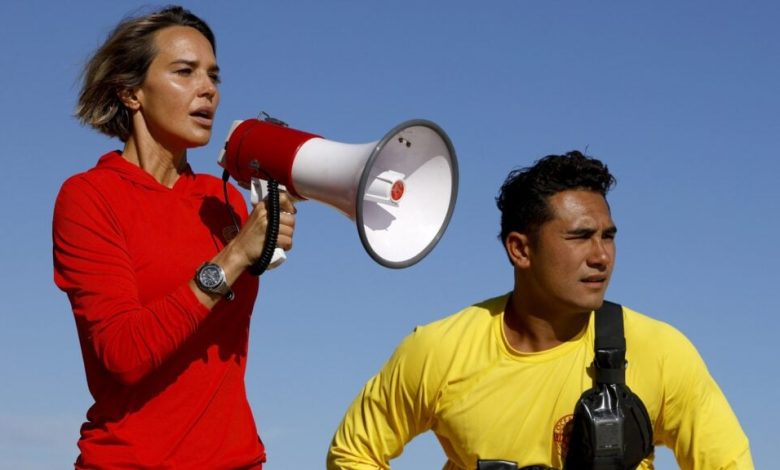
[524,189,617,315]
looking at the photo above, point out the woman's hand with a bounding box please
[231,191,296,268]
[191,191,296,307]
[240,191,297,263]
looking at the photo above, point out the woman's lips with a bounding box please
[190,108,214,126]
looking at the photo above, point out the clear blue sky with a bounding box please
[1,1,777,468]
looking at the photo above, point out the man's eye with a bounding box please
[175,68,192,76]
[567,233,591,240]
[209,73,221,85]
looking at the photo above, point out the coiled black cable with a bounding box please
[222,170,281,277]
[248,178,280,276]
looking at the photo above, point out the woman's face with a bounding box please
[132,26,220,152]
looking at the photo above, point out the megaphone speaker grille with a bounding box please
[357,120,458,268]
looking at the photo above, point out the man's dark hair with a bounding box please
[496,150,616,243]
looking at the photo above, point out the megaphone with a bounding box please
[218,117,458,269]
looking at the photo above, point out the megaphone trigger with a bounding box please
[250,178,290,206]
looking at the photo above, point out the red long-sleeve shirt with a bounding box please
[53,151,265,469]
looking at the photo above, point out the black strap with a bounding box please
[594,301,626,385]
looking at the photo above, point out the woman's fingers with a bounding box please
[276,212,295,251]
[278,192,297,214]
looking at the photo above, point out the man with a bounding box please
[327,151,752,469]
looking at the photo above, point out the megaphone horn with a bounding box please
[218,118,458,269]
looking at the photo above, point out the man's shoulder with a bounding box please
[419,294,506,332]
[619,304,698,357]
[621,304,684,335]
[389,295,508,382]
[400,294,507,353]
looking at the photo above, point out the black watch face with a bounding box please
[199,265,222,289]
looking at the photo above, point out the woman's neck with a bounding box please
[122,135,186,188]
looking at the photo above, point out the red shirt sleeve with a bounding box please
[53,176,211,385]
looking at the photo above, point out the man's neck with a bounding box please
[503,291,590,353]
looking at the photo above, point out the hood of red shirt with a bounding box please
[93,151,203,196]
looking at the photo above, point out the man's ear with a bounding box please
[505,231,532,269]
[117,88,141,111]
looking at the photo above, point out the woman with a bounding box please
[52,6,295,469]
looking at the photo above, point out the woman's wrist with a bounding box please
[211,239,253,286]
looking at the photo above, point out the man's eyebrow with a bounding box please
[566,227,597,236]
[565,225,618,236]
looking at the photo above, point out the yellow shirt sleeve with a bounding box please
[645,320,753,470]
[327,326,442,469]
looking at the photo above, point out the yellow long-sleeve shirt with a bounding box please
[328,295,752,470]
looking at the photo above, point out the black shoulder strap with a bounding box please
[594,301,626,385]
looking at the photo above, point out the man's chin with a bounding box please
[578,294,607,312]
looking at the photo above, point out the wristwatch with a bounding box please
[194,262,234,301]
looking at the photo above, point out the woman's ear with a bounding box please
[505,231,532,269]
[117,88,140,111]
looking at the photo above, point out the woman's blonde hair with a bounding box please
[76,5,215,141]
